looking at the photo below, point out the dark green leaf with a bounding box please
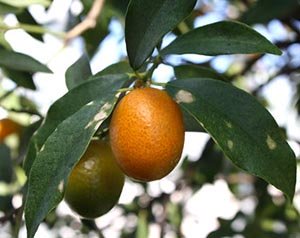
[18,120,42,162]
[3,69,36,90]
[241,0,300,25]
[182,108,204,132]
[174,65,227,81]
[65,54,92,90]
[174,64,225,131]
[16,9,44,42]
[23,74,131,175]
[0,144,13,183]
[0,49,52,73]
[166,78,296,200]
[94,61,133,77]
[125,0,197,69]
[108,0,130,15]
[161,21,282,56]
[0,144,13,213]
[24,74,130,238]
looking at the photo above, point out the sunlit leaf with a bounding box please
[174,64,227,81]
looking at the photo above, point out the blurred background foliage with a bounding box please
[0,0,299,237]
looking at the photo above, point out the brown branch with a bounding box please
[65,0,105,42]
[0,207,21,224]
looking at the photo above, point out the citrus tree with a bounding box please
[0,0,299,237]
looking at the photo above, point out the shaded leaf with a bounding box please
[24,74,130,238]
[182,108,204,132]
[18,120,42,163]
[0,144,13,183]
[161,21,282,56]
[3,69,36,90]
[65,54,92,90]
[166,78,296,200]
[0,144,13,212]
[174,65,227,81]
[94,61,133,77]
[0,49,52,73]
[241,0,300,25]
[125,0,196,69]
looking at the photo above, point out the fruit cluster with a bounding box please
[64,87,185,219]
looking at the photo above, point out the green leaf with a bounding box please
[0,144,13,213]
[0,0,50,8]
[174,64,226,131]
[0,49,52,73]
[0,3,22,15]
[174,65,227,81]
[166,78,296,200]
[16,9,44,42]
[65,54,92,90]
[24,74,130,238]
[125,0,196,69]
[3,69,36,90]
[241,0,300,25]
[0,144,13,183]
[94,61,133,77]
[161,21,282,56]
[23,74,131,175]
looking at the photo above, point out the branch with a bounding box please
[0,207,21,224]
[65,0,105,42]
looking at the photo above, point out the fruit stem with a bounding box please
[146,56,162,82]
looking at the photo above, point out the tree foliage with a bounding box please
[0,0,299,237]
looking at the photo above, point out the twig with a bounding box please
[65,0,105,42]
[0,207,21,224]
